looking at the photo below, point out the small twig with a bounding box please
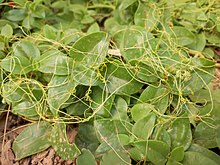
[1,106,10,156]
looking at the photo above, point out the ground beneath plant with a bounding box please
[1,67,220,165]
[0,113,78,165]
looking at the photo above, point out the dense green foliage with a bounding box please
[0,0,220,164]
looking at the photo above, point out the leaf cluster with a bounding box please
[0,0,220,164]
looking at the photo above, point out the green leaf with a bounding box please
[94,119,132,142]
[132,112,156,140]
[0,42,4,50]
[66,100,89,116]
[129,147,143,161]
[169,58,215,95]
[0,19,18,29]
[170,146,184,161]
[207,35,220,45]
[96,136,124,154]
[48,75,77,116]
[43,25,57,40]
[100,60,143,95]
[132,140,170,164]
[90,86,115,117]
[183,152,219,165]
[114,0,138,24]
[170,26,195,46]
[81,15,94,24]
[188,33,206,51]
[111,97,129,120]
[69,32,108,85]
[70,32,108,66]
[71,63,102,86]
[62,28,80,45]
[203,48,215,58]
[113,28,146,61]
[118,134,130,146]
[183,144,220,165]
[12,122,51,160]
[168,114,192,150]
[13,40,40,60]
[31,5,46,18]
[5,9,26,21]
[153,125,172,147]
[134,3,160,31]
[2,80,26,104]
[1,24,13,38]
[131,103,155,122]
[13,0,26,6]
[87,22,100,33]
[2,79,45,119]
[2,79,44,104]
[38,49,73,75]
[22,16,34,29]
[76,149,96,165]
[136,62,161,83]
[138,85,169,114]
[1,55,33,74]
[217,20,220,33]
[167,159,182,165]
[104,17,123,34]
[100,150,131,165]
[12,101,40,119]
[194,122,218,148]
[189,83,220,104]
[75,123,100,153]
[50,123,81,160]
[182,58,215,95]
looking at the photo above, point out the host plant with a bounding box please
[0,0,220,164]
